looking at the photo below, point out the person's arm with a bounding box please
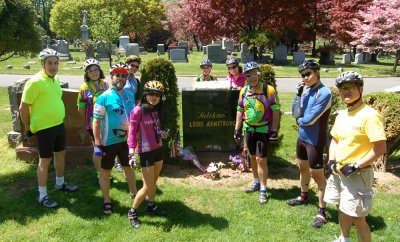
[93,118,102,146]
[19,102,31,131]
[297,91,332,126]
[127,108,140,149]
[271,110,280,131]
[355,140,387,168]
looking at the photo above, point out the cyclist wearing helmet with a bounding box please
[192,59,217,86]
[234,61,280,204]
[19,48,78,208]
[77,58,109,181]
[287,59,332,228]
[324,71,386,242]
[127,80,169,229]
[124,55,141,102]
[225,57,246,89]
[93,62,137,215]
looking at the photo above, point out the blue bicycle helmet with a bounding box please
[200,59,212,67]
[298,59,320,73]
[243,62,260,73]
[226,57,239,65]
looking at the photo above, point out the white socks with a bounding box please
[38,186,47,201]
[56,176,65,187]
[254,178,260,184]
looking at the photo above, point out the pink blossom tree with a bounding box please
[350,0,400,72]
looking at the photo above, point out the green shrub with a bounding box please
[259,64,276,89]
[140,58,179,161]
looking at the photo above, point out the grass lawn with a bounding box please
[0,88,399,241]
[0,51,398,77]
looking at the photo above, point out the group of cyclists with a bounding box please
[20,48,387,239]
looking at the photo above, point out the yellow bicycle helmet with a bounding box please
[144,80,164,94]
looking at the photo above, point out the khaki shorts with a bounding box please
[324,167,374,217]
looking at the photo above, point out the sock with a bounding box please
[38,186,47,201]
[300,192,308,200]
[254,178,260,184]
[340,237,350,242]
[260,185,267,192]
[318,207,326,217]
[56,176,65,187]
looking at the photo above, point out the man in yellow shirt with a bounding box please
[324,71,386,242]
[19,49,78,208]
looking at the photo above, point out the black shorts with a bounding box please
[296,138,324,169]
[244,131,269,158]
[87,129,95,142]
[36,123,66,158]
[139,147,164,168]
[101,142,129,170]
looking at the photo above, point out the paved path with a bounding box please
[1,74,399,93]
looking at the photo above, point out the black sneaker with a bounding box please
[147,205,167,216]
[128,208,141,229]
[55,183,78,192]
[312,214,327,228]
[38,196,59,208]
[245,183,260,193]
[287,196,309,206]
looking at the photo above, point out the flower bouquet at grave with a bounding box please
[177,146,206,172]
[204,162,224,180]
[228,154,248,173]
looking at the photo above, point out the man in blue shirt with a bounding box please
[93,62,137,215]
[288,60,332,228]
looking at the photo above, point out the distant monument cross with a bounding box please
[82,10,88,25]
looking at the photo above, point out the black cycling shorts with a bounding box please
[36,123,66,158]
[244,131,269,158]
[139,147,164,168]
[101,142,129,170]
[296,138,324,169]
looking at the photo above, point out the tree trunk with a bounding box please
[311,34,317,57]
[392,49,399,73]
[370,53,378,63]
[108,43,112,67]
[374,154,388,172]
[192,35,200,52]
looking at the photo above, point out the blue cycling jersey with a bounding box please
[93,88,134,146]
[292,83,332,147]
[123,75,139,101]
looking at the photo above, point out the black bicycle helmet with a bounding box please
[298,60,320,73]
[335,71,364,88]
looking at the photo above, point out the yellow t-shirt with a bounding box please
[21,71,65,133]
[331,103,386,168]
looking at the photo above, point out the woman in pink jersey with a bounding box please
[127,80,169,229]
[225,57,246,89]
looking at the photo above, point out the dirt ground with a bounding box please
[162,160,400,193]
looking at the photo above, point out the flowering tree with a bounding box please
[350,0,400,72]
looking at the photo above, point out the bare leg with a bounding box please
[353,216,371,242]
[339,210,353,238]
[122,166,137,195]
[310,168,327,208]
[37,157,52,186]
[132,166,155,208]
[100,169,112,203]
[53,150,65,177]
[297,159,311,192]
[256,157,268,186]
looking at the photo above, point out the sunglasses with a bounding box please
[245,73,259,78]
[114,73,127,78]
[129,63,140,68]
[147,91,162,97]
[227,65,238,70]
[201,66,211,69]
[301,71,313,78]
[339,85,357,92]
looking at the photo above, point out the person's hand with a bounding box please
[128,153,136,168]
[23,130,35,142]
[161,129,170,139]
[296,81,305,96]
[327,160,339,175]
[94,145,104,157]
[269,131,278,143]
[234,130,242,141]
[340,163,359,177]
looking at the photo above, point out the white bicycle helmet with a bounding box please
[243,61,260,73]
[83,58,100,71]
[39,48,60,61]
[335,71,364,87]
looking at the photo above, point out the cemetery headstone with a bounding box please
[355,53,363,64]
[80,10,89,40]
[212,40,222,46]
[168,46,188,59]
[240,43,254,63]
[95,41,110,60]
[157,44,165,55]
[23,65,30,69]
[207,45,227,63]
[342,54,351,64]
[273,45,288,64]
[126,43,140,57]
[203,45,208,55]
[363,52,371,64]
[6,65,13,69]
[170,49,188,62]
[293,51,305,65]
[222,39,234,52]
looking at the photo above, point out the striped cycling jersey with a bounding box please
[77,79,109,130]
[93,88,134,146]
[292,82,332,147]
